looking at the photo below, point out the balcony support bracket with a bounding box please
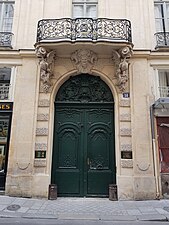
[112,46,133,93]
[36,46,56,93]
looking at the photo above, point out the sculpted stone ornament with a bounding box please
[112,46,133,92]
[36,46,56,93]
[71,49,97,73]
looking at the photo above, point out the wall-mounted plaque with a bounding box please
[121,151,132,159]
[35,150,46,159]
[123,92,130,98]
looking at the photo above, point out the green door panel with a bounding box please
[52,107,84,196]
[52,74,116,197]
[86,108,115,196]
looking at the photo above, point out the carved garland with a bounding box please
[36,46,56,93]
[112,46,133,93]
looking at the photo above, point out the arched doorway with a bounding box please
[51,74,116,197]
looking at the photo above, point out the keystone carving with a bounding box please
[112,46,133,93]
[71,49,97,73]
[36,46,56,93]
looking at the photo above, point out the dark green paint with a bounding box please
[51,75,116,197]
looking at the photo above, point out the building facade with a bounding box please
[0,0,169,200]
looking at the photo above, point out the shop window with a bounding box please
[72,0,98,18]
[0,68,12,100]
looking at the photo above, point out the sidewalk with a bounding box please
[0,195,169,221]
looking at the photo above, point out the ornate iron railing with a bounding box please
[0,83,10,100]
[159,86,169,98]
[0,32,13,47]
[155,32,169,48]
[37,18,132,43]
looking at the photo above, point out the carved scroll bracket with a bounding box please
[112,46,133,93]
[71,49,98,73]
[36,46,57,93]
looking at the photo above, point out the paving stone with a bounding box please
[137,214,167,221]
[100,215,136,221]
[127,209,142,215]
[58,213,99,220]
[17,207,29,213]
[155,207,169,214]
[22,213,57,219]
[0,205,7,211]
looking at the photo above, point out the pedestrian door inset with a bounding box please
[51,74,116,197]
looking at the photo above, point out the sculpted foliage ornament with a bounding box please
[36,46,56,93]
[71,49,97,73]
[112,46,133,92]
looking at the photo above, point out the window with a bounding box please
[0,1,14,32]
[0,68,11,100]
[72,0,98,18]
[158,70,169,97]
[154,1,169,32]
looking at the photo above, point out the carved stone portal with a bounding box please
[71,49,97,73]
[112,46,133,93]
[36,46,56,93]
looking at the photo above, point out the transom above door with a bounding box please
[51,74,116,197]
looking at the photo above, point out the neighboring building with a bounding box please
[0,0,168,200]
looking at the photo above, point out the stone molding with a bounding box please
[38,99,50,107]
[121,159,133,168]
[35,143,47,151]
[120,113,131,121]
[121,144,132,152]
[36,128,48,136]
[36,46,56,93]
[71,49,97,73]
[37,114,49,121]
[119,99,130,107]
[120,128,132,136]
[112,46,133,93]
[34,159,46,167]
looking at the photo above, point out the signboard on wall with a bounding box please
[0,103,13,112]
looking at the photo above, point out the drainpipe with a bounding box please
[150,104,160,199]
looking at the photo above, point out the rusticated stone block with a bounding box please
[38,99,50,107]
[34,159,46,167]
[36,128,48,136]
[37,114,49,121]
[121,159,133,168]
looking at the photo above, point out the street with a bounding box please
[0,218,169,225]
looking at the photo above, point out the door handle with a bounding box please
[87,158,90,166]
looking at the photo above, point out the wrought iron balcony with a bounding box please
[0,32,13,47]
[155,32,169,48]
[0,83,10,100]
[36,18,132,44]
[159,86,169,98]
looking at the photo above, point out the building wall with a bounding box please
[0,0,168,199]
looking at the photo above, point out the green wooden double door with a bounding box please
[52,104,116,197]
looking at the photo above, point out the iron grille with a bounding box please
[0,32,13,47]
[36,18,132,43]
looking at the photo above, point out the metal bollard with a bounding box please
[48,184,57,200]
[109,184,118,201]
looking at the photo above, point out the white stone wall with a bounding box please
[1,0,168,199]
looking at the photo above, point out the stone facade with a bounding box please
[0,0,168,200]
